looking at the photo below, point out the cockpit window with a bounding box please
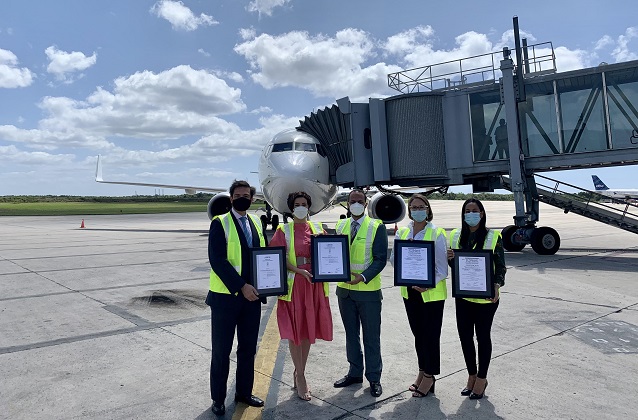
[271,142,294,152]
[294,142,316,152]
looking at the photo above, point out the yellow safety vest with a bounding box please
[335,216,382,292]
[396,224,448,302]
[209,212,266,294]
[277,221,329,301]
[450,228,501,304]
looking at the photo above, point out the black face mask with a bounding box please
[232,197,251,212]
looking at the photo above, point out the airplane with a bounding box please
[591,175,638,200]
[96,128,416,230]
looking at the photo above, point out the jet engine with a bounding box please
[207,193,231,220]
[367,192,407,224]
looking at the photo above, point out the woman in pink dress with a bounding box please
[269,191,333,401]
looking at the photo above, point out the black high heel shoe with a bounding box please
[409,370,424,392]
[461,375,476,396]
[412,374,435,398]
[469,380,488,400]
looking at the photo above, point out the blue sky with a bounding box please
[0,0,637,196]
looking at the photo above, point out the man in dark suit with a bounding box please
[206,180,267,416]
[333,189,388,397]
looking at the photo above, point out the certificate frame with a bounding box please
[452,250,495,299]
[249,246,288,297]
[393,239,436,288]
[310,235,351,282]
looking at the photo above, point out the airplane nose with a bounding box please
[269,153,321,180]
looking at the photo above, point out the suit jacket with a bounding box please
[206,212,268,304]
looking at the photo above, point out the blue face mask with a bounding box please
[411,210,428,222]
[464,212,481,227]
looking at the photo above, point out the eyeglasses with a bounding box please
[409,206,428,211]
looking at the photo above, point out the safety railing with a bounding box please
[388,42,557,93]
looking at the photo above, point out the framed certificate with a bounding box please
[249,246,288,297]
[452,250,495,299]
[310,235,351,282]
[393,239,436,287]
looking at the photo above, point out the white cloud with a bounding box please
[0,145,74,164]
[239,27,256,41]
[246,0,291,17]
[611,27,638,62]
[0,124,114,151]
[213,70,244,83]
[150,0,217,31]
[0,65,247,152]
[198,48,211,57]
[383,26,434,56]
[249,106,272,114]
[0,48,34,88]
[235,29,401,100]
[595,35,613,51]
[97,113,300,167]
[45,46,97,82]
[552,46,590,72]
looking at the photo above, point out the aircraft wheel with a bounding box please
[271,214,279,231]
[531,227,560,255]
[260,215,269,232]
[339,214,346,219]
[501,225,526,252]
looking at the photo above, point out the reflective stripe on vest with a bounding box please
[278,221,328,301]
[209,213,266,294]
[397,225,448,302]
[335,216,382,292]
[450,228,500,304]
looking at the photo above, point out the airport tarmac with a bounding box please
[1,201,637,420]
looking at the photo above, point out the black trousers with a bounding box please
[209,292,261,402]
[403,289,445,375]
[338,295,383,382]
[455,297,499,379]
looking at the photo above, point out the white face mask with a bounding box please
[349,202,365,217]
[464,212,481,227]
[293,206,308,220]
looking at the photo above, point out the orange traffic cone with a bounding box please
[80,219,85,228]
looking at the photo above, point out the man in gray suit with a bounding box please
[333,189,388,397]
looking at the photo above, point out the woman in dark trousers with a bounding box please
[392,194,448,398]
[447,198,506,400]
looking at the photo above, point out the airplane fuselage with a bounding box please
[597,189,638,199]
[258,129,337,216]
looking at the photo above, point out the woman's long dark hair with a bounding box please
[459,198,488,249]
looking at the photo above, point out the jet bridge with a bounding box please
[298,24,638,254]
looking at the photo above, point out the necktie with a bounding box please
[351,221,359,243]
[239,216,253,247]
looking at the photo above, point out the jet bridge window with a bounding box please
[271,142,294,152]
[605,68,638,150]
[294,142,316,152]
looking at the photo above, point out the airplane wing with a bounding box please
[95,155,264,199]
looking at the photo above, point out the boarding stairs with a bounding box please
[502,174,638,235]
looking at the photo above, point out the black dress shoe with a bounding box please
[211,401,225,416]
[333,375,364,388]
[370,382,383,397]
[234,394,264,407]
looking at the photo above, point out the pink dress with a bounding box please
[270,223,333,345]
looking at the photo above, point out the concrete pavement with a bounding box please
[1,202,637,419]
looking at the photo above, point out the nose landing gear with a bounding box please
[259,203,280,231]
